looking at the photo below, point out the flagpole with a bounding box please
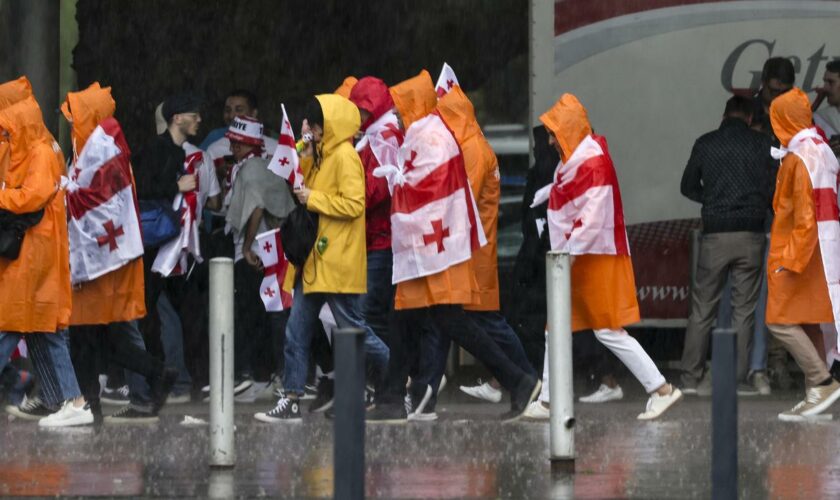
[209,257,235,468]
[546,251,575,471]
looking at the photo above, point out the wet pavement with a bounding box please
[1,391,839,498]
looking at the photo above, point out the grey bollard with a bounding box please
[333,327,366,500]
[711,328,737,499]
[546,251,575,471]
[209,258,235,468]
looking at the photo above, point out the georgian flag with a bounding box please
[374,112,486,284]
[356,109,402,159]
[66,118,144,285]
[532,134,630,256]
[771,128,840,351]
[435,62,460,98]
[252,229,293,311]
[268,104,304,189]
[151,143,204,277]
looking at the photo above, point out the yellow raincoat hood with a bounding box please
[315,93,360,156]
[769,88,812,148]
[539,93,592,162]
[390,70,436,130]
[61,82,116,153]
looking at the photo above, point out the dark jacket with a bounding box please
[680,117,775,233]
[134,130,185,201]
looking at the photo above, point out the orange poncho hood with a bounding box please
[0,95,53,187]
[0,76,32,109]
[539,93,593,162]
[436,85,481,145]
[334,76,358,99]
[390,70,436,130]
[770,88,812,148]
[61,82,116,154]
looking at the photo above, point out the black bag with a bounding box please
[0,208,45,260]
[138,199,180,248]
[280,204,319,268]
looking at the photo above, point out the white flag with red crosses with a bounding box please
[435,62,460,98]
[66,118,144,285]
[268,104,304,190]
[252,229,293,312]
[383,112,485,284]
[772,128,840,350]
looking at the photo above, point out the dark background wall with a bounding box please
[73,0,528,150]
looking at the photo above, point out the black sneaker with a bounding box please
[365,386,376,411]
[101,385,130,405]
[308,377,334,413]
[254,397,302,423]
[201,377,254,402]
[104,405,159,424]
[5,395,53,421]
[302,383,317,401]
[151,367,178,413]
[366,403,407,424]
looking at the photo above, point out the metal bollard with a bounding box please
[209,257,235,468]
[546,251,575,471]
[711,328,737,499]
[333,327,366,500]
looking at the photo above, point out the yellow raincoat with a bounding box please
[392,71,481,310]
[299,94,367,294]
[0,92,71,333]
[540,94,640,331]
[437,86,500,311]
[61,82,147,325]
[766,89,833,324]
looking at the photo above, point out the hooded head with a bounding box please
[334,76,358,99]
[314,94,360,156]
[0,76,32,110]
[0,95,52,186]
[389,70,436,130]
[769,88,812,147]
[349,76,393,132]
[539,94,592,162]
[435,85,481,145]
[61,82,116,153]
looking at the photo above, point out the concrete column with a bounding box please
[528,0,555,157]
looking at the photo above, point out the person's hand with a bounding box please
[294,186,311,205]
[177,174,197,192]
[244,248,263,270]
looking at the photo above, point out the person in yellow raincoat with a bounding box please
[61,82,176,424]
[0,79,91,427]
[254,94,389,423]
[766,88,840,421]
[367,71,541,423]
[536,94,681,420]
[436,86,537,404]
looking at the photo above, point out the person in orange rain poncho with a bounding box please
[60,82,177,424]
[765,88,840,421]
[0,77,91,427]
[366,71,540,423]
[334,76,358,99]
[534,94,682,420]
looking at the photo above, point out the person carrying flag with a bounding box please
[529,94,682,420]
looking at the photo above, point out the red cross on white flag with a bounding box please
[66,117,144,285]
[387,111,486,284]
[435,62,460,98]
[253,229,293,311]
[268,104,305,190]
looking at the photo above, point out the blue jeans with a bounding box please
[113,321,153,406]
[362,249,394,345]
[283,280,390,395]
[0,330,81,407]
[157,294,191,394]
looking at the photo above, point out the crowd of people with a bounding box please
[1,55,840,427]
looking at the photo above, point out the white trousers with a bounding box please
[539,328,666,403]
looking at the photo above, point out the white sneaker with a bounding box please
[438,375,447,394]
[459,379,502,403]
[579,384,624,403]
[235,380,272,403]
[38,401,94,428]
[637,387,683,420]
[522,400,550,420]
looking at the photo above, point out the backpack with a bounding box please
[280,203,319,268]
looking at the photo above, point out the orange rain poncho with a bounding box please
[540,94,640,331]
[766,88,833,325]
[334,76,358,99]
[61,83,146,325]
[437,86,500,312]
[391,70,480,310]
[0,86,71,333]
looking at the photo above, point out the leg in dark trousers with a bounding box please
[379,308,422,405]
